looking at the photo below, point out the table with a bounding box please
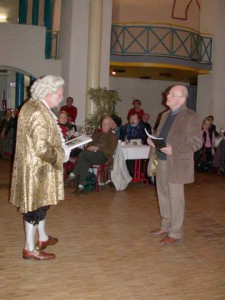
[121,144,150,160]
[121,143,150,185]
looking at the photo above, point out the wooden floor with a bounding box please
[1,159,225,300]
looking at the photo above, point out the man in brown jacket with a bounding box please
[148,85,202,245]
[73,116,118,193]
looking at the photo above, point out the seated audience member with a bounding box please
[212,138,225,173]
[122,113,146,144]
[73,116,118,193]
[202,117,216,155]
[122,113,146,176]
[195,117,215,171]
[207,115,217,136]
[141,113,152,135]
[111,114,123,139]
[58,111,76,140]
[60,96,77,123]
[58,111,80,161]
[0,109,15,159]
[127,99,144,120]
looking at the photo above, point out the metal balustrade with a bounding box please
[111,24,212,64]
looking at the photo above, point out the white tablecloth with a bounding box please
[121,144,150,160]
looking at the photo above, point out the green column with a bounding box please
[18,0,28,24]
[44,0,54,58]
[16,73,24,108]
[32,0,39,25]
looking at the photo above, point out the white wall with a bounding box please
[197,74,213,122]
[109,77,188,127]
[59,0,89,126]
[0,23,62,78]
[112,0,200,31]
[100,0,113,88]
[59,0,113,126]
[197,0,225,129]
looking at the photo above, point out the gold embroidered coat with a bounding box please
[10,99,65,213]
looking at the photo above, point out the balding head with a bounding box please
[166,85,188,110]
[101,116,113,133]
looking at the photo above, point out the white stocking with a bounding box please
[37,219,48,242]
[24,221,37,251]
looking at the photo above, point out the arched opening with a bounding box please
[0,66,35,120]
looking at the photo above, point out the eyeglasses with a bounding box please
[166,92,184,98]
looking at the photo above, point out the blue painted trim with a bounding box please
[32,0,39,25]
[111,25,212,64]
[18,0,27,24]
[16,73,24,108]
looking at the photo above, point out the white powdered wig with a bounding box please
[31,75,65,100]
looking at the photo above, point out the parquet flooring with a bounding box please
[1,159,225,300]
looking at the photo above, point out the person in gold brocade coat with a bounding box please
[10,75,70,260]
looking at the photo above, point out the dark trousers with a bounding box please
[23,206,50,225]
[74,150,107,185]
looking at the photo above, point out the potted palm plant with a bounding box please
[85,87,121,129]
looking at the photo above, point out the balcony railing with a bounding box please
[111,24,212,64]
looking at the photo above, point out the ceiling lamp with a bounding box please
[0,15,7,22]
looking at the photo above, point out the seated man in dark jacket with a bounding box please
[74,116,118,192]
[122,113,147,176]
[122,113,146,144]
[141,113,152,135]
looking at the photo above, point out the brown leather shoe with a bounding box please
[151,229,168,236]
[23,249,55,260]
[160,236,182,245]
[37,236,58,250]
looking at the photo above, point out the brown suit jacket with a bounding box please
[88,130,118,160]
[150,105,202,184]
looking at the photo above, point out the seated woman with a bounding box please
[58,111,79,178]
[58,110,76,141]
[73,116,118,193]
[195,116,215,171]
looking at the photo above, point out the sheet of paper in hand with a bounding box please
[64,135,92,150]
[144,128,167,149]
